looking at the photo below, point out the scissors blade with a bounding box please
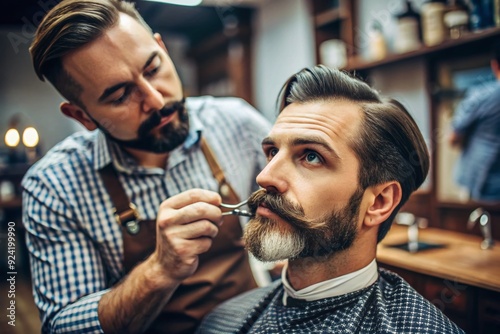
[221,209,254,217]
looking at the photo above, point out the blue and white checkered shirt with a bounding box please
[22,96,272,333]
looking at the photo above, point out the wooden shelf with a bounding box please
[310,0,355,63]
[345,27,500,71]
[437,201,500,212]
[314,7,348,28]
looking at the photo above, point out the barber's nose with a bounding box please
[256,155,288,195]
[138,80,164,113]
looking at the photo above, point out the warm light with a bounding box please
[5,128,20,147]
[22,127,39,148]
[145,0,202,6]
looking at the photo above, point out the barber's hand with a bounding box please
[153,189,222,282]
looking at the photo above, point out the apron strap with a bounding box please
[99,164,140,234]
[200,136,240,201]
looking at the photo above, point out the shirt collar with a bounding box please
[93,97,204,173]
[282,258,379,305]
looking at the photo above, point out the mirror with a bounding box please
[434,54,497,204]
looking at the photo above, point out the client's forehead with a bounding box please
[272,100,362,144]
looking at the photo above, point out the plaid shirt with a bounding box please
[22,96,271,333]
[197,269,466,334]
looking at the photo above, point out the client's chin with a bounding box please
[244,216,305,262]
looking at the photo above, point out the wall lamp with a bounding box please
[3,115,40,165]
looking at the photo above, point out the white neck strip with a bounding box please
[282,259,378,306]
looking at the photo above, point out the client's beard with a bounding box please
[99,98,189,153]
[244,188,363,262]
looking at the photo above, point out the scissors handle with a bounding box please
[220,199,248,210]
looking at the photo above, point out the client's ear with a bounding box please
[364,181,402,227]
[60,102,98,131]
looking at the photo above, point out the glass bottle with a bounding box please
[421,0,447,46]
[394,0,422,53]
[444,0,470,39]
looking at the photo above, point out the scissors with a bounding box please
[220,199,253,217]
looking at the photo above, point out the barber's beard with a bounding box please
[244,188,363,262]
[98,98,189,153]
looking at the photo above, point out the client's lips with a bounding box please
[153,101,182,130]
[256,203,279,219]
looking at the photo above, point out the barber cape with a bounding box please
[196,269,465,333]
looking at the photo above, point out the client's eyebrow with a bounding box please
[261,137,274,146]
[291,136,340,160]
[262,136,340,160]
[98,51,159,103]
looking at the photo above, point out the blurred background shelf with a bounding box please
[346,27,500,71]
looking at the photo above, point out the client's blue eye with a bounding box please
[305,152,321,164]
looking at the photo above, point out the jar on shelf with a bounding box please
[394,0,422,53]
[319,39,347,69]
[496,0,500,27]
[444,1,469,39]
[367,20,387,61]
[421,0,447,46]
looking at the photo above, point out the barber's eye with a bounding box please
[112,93,128,105]
[145,66,159,77]
[111,87,133,105]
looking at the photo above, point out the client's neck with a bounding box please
[286,250,375,290]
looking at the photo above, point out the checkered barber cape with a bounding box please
[196,269,465,333]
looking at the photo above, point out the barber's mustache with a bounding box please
[137,98,185,137]
[247,189,317,230]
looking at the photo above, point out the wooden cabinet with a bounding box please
[392,29,500,239]
[380,263,493,333]
[378,225,500,333]
[477,288,500,333]
[309,0,355,64]
[187,7,254,104]
[309,0,500,239]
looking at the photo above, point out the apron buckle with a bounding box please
[114,203,141,235]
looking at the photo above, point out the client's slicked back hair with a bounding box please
[277,65,430,242]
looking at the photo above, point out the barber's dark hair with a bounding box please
[30,0,151,106]
[278,65,430,242]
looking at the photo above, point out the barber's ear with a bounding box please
[154,33,168,53]
[364,181,402,227]
[60,102,97,131]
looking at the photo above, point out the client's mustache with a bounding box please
[247,189,323,230]
[137,98,186,137]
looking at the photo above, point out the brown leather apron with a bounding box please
[99,137,257,334]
